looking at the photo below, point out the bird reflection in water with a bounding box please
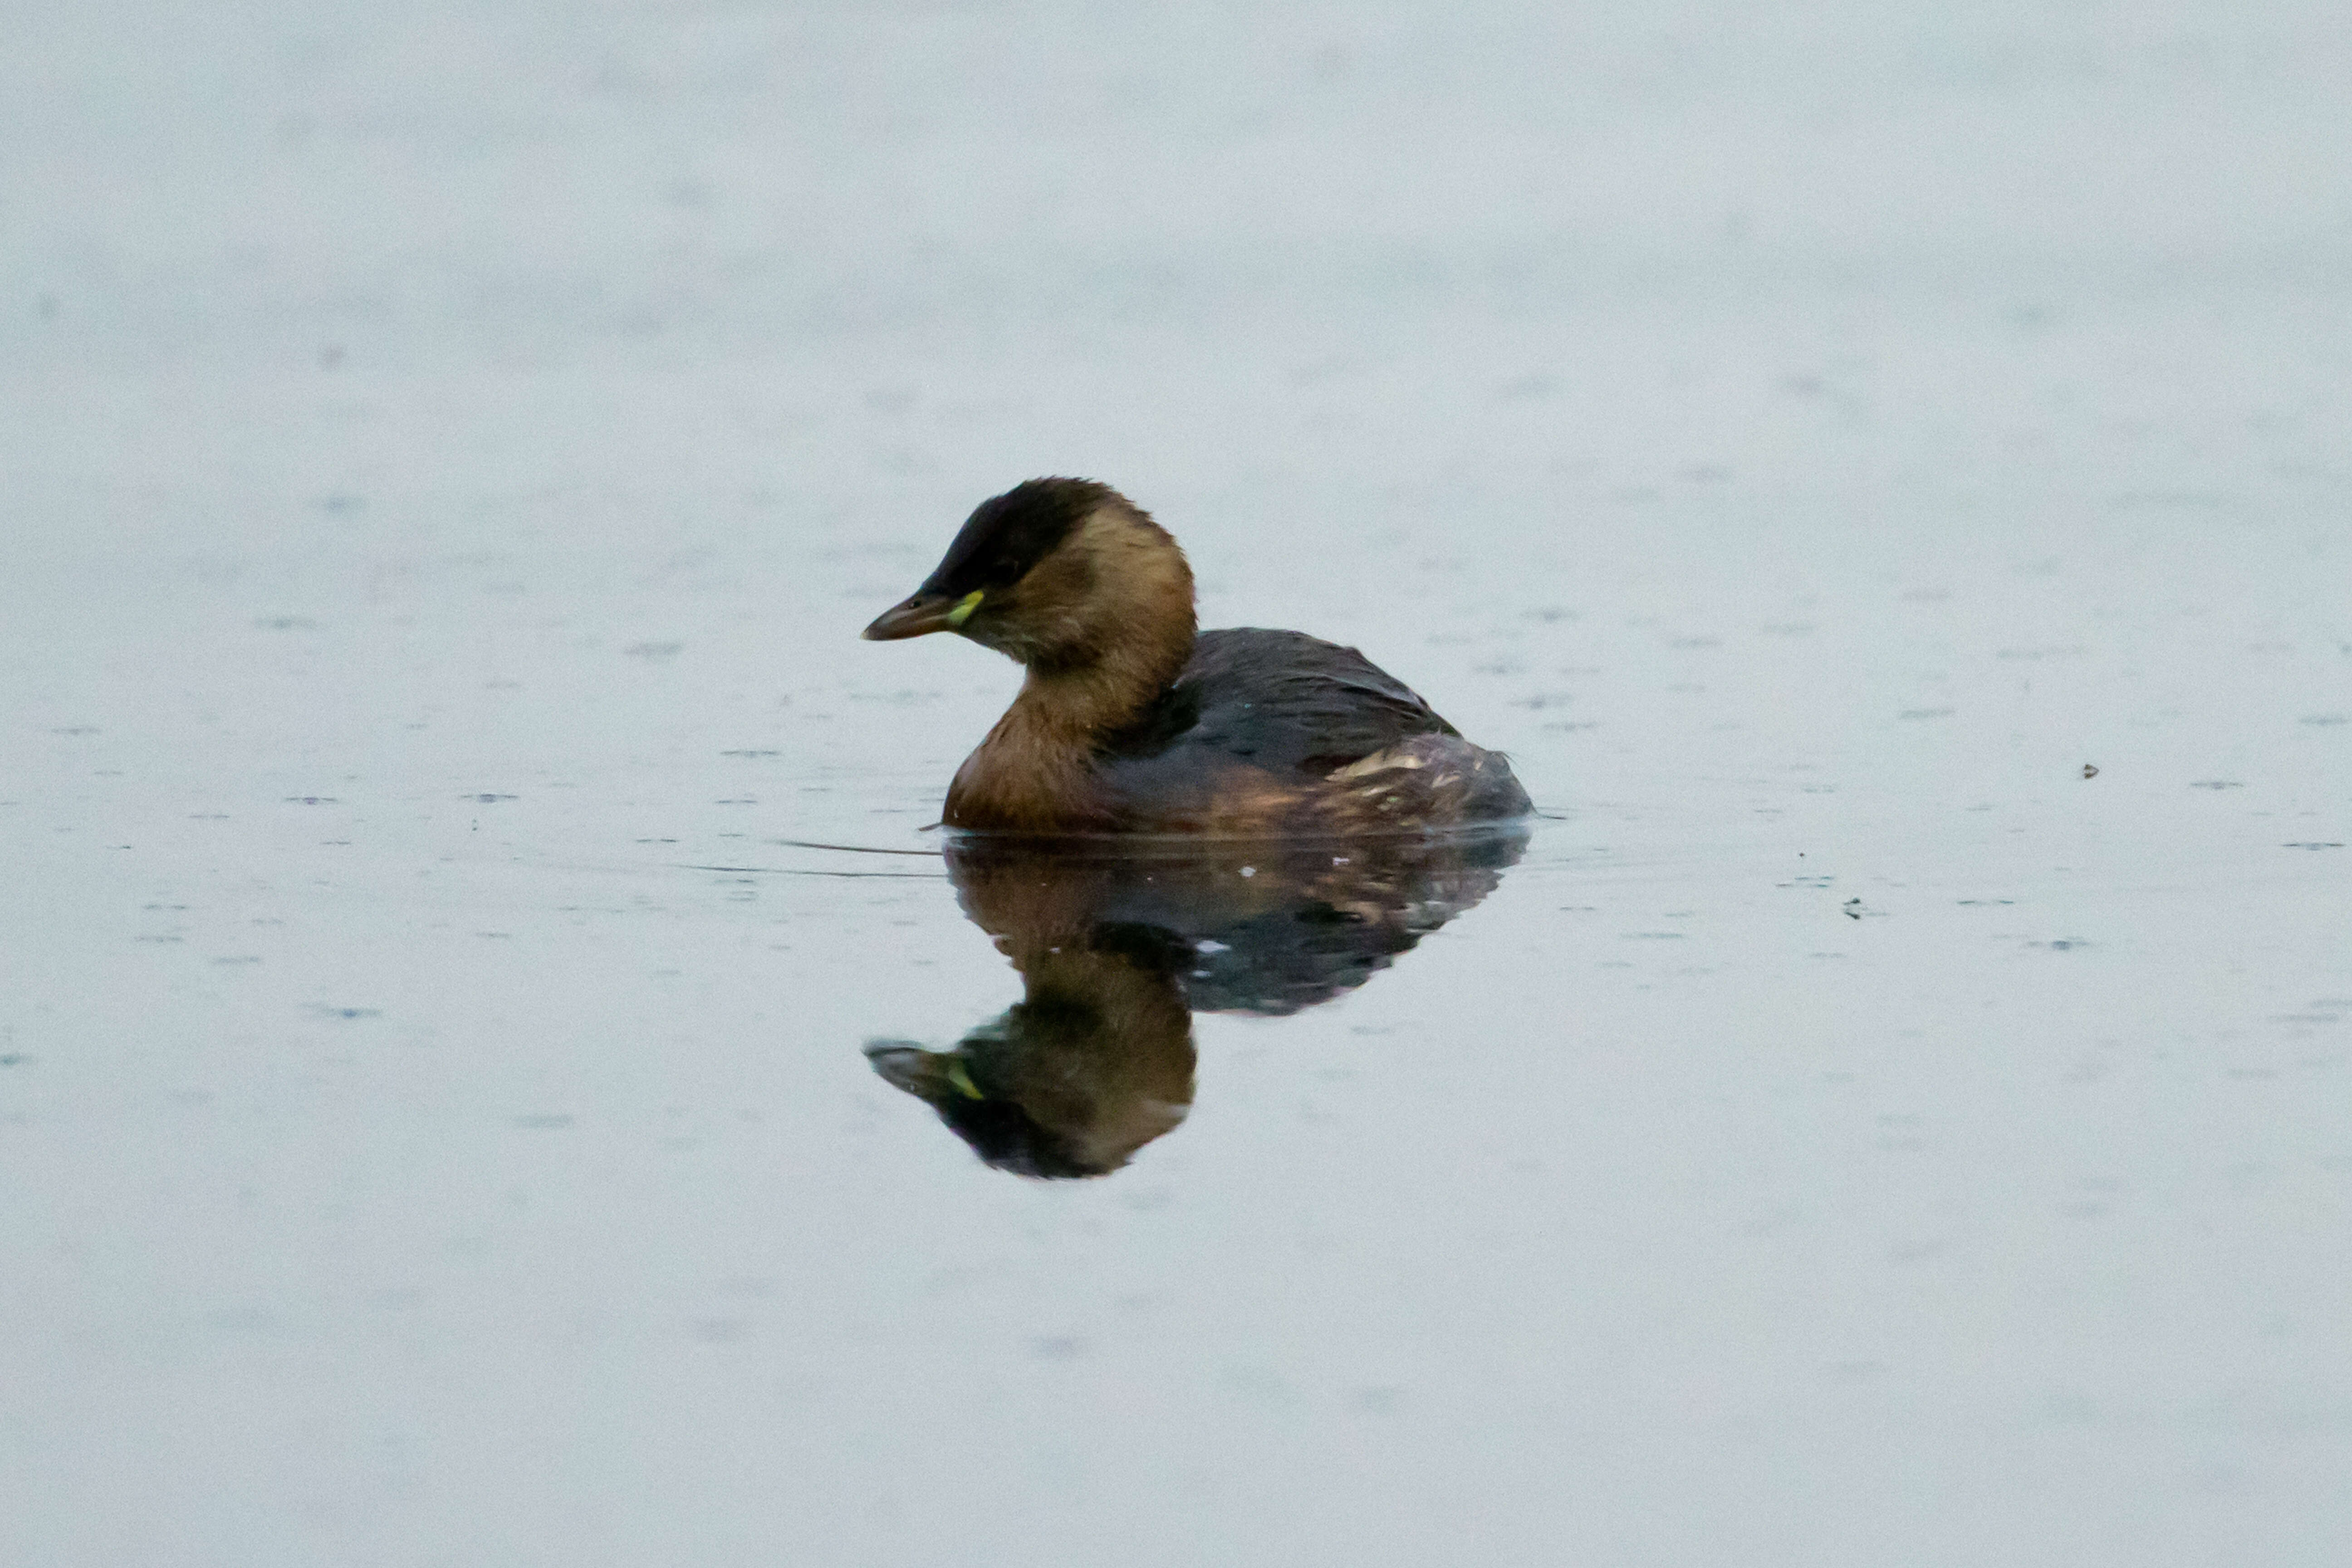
[864,827,1527,1178]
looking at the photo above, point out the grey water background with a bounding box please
[5,2,2350,1563]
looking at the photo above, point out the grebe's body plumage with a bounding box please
[864,479,1532,835]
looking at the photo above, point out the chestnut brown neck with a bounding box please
[1009,610,1194,738]
[944,503,1196,832]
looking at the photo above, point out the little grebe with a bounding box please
[863,478,1533,834]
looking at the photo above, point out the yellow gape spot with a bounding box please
[945,1059,985,1099]
[946,590,984,627]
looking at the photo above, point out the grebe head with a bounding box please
[862,478,1195,671]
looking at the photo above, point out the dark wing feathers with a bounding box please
[1100,628,1458,779]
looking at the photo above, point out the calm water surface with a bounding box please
[6,3,2350,1565]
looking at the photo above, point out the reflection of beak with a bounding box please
[864,1041,983,1101]
[862,589,981,641]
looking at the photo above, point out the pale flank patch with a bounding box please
[1330,746,1426,781]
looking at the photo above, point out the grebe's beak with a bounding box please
[862,588,983,641]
